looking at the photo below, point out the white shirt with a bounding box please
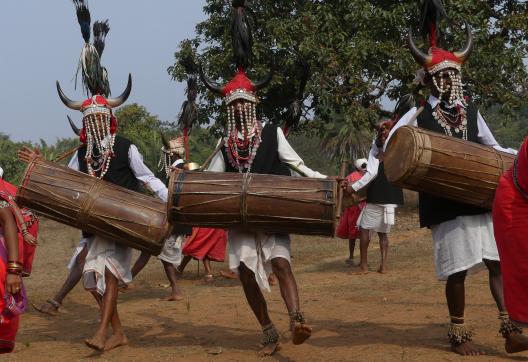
[208,126,327,179]
[351,143,380,192]
[68,142,168,202]
[352,95,517,192]
[384,95,518,154]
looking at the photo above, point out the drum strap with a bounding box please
[172,171,187,209]
[513,156,528,200]
[240,172,252,228]
[78,180,104,230]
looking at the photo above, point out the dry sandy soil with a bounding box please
[4,210,528,361]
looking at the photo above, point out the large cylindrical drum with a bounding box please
[16,160,170,255]
[168,171,337,236]
[384,126,514,209]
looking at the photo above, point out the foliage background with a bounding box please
[2,1,527,183]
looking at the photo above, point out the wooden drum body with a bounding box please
[384,126,514,209]
[168,171,337,236]
[16,160,170,255]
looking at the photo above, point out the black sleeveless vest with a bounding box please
[78,135,141,193]
[417,102,488,227]
[221,124,291,176]
[366,162,404,205]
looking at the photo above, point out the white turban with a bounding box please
[354,158,368,171]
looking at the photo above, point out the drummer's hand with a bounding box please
[23,231,38,246]
[6,274,22,295]
[339,178,351,192]
[18,146,42,164]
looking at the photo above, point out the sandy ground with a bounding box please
[4,210,528,361]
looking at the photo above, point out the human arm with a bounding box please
[276,127,326,178]
[128,145,168,202]
[67,151,80,171]
[476,111,517,155]
[350,144,380,191]
[0,206,22,294]
[10,203,37,246]
[206,139,227,172]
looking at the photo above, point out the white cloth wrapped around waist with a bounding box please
[158,234,184,265]
[83,236,133,295]
[228,229,291,293]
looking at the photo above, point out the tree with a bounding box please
[168,0,528,159]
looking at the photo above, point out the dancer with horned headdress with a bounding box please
[380,0,525,355]
[20,0,168,351]
[200,0,326,355]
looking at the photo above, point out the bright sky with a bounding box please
[0,1,206,143]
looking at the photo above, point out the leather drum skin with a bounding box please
[168,170,337,236]
[16,159,170,255]
[384,126,514,209]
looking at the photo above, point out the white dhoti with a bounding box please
[228,229,291,292]
[158,234,184,265]
[357,203,396,233]
[67,236,94,271]
[431,212,499,280]
[83,236,133,295]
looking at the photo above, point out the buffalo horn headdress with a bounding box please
[56,0,132,178]
[199,0,273,105]
[408,0,474,74]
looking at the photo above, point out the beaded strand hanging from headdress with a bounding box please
[57,0,132,179]
[199,0,272,173]
[408,0,474,140]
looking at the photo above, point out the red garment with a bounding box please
[182,228,227,262]
[336,171,366,239]
[493,137,528,325]
[0,180,38,276]
[0,256,20,354]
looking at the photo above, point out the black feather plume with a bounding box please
[73,0,91,43]
[419,0,448,47]
[393,94,416,119]
[93,20,110,57]
[231,0,253,69]
[177,77,198,134]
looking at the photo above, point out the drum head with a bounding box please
[384,126,417,183]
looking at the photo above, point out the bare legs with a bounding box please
[377,233,389,274]
[345,238,356,264]
[237,257,310,355]
[161,261,183,300]
[131,251,150,278]
[351,229,388,274]
[34,245,88,316]
[482,260,528,354]
[85,268,127,352]
[131,251,183,301]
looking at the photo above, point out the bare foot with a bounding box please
[451,341,485,356]
[219,270,238,280]
[162,293,183,301]
[104,333,128,352]
[291,322,312,345]
[204,274,214,283]
[85,333,106,351]
[377,266,388,274]
[119,283,136,294]
[348,266,369,275]
[505,332,528,353]
[258,342,280,357]
[32,301,59,316]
